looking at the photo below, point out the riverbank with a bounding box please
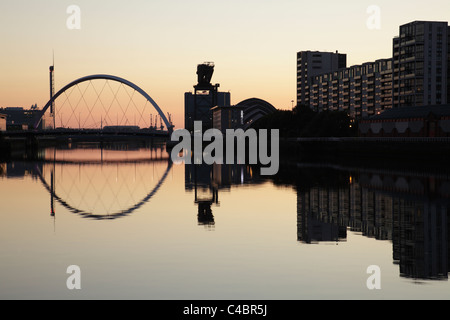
[280,137,450,163]
[3,133,450,169]
[0,131,169,162]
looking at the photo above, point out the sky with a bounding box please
[1,0,449,129]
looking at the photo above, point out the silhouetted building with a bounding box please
[298,21,450,119]
[297,51,347,108]
[311,59,393,118]
[185,62,231,132]
[212,105,244,133]
[211,98,278,132]
[359,104,450,137]
[300,56,393,119]
[236,98,277,129]
[0,107,52,130]
[393,21,450,108]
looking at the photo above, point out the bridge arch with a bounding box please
[33,74,173,132]
[34,160,173,220]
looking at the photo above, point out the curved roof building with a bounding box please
[236,98,277,129]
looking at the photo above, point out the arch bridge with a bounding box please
[33,74,174,134]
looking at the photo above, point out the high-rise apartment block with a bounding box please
[393,21,449,107]
[297,21,450,119]
[296,51,347,107]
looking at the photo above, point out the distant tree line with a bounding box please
[253,105,357,138]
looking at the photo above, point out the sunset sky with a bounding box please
[1,0,449,129]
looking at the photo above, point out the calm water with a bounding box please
[1,142,450,300]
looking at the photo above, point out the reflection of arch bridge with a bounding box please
[34,158,172,220]
[33,74,174,133]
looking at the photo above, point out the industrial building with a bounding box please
[0,106,52,131]
[0,63,55,132]
[184,62,231,133]
[236,98,277,129]
[211,105,244,133]
[211,98,277,133]
[185,63,277,132]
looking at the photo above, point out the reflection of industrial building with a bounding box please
[185,161,257,228]
[185,162,218,228]
[2,161,42,180]
[296,167,450,280]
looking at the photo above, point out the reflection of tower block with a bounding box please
[195,186,218,205]
[198,201,215,227]
[185,161,220,228]
[195,186,218,228]
[185,62,231,133]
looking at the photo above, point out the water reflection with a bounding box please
[1,142,171,220]
[2,143,450,283]
[276,163,450,281]
[185,162,263,228]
